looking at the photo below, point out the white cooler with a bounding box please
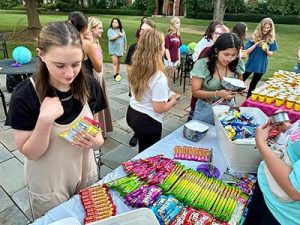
[213,105,268,173]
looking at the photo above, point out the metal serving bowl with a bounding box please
[270,111,290,124]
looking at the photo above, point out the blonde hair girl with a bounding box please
[243,17,278,98]
[126,29,177,152]
[87,16,113,138]
[164,16,181,84]
[129,30,165,101]
[253,17,276,44]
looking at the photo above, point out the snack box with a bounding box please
[87,208,160,225]
[212,105,268,173]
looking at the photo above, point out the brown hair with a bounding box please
[34,21,89,104]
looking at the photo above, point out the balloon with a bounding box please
[180,44,188,54]
[188,42,197,53]
[12,46,32,64]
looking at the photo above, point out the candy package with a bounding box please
[59,117,102,143]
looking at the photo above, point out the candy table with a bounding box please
[32,122,229,225]
[241,98,300,123]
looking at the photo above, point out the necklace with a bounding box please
[215,65,228,81]
[60,95,73,102]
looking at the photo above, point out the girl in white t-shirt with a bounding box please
[126,29,177,152]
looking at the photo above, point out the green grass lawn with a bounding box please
[1,10,299,80]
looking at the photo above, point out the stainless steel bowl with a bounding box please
[270,111,290,124]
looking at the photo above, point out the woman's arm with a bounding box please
[152,96,177,113]
[256,123,300,200]
[165,49,172,67]
[245,40,262,55]
[192,77,235,100]
[83,40,102,73]
[14,97,64,160]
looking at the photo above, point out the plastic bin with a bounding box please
[87,208,160,225]
[213,105,268,173]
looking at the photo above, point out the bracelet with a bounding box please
[214,90,218,98]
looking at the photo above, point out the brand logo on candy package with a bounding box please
[289,129,300,144]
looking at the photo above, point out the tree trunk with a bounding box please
[25,0,42,30]
[213,0,226,22]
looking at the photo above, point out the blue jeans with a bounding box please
[192,98,236,125]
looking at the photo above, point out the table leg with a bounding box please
[0,88,8,117]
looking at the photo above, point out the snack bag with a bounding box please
[59,117,101,143]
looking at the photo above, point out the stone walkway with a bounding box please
[0,63,247,225]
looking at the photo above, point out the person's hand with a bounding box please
[119,32,124,37]
[255,121,273,144]
[168,94,178,106]
[39,97,64,124]
[72,131,102,150]
[217,90,236,100]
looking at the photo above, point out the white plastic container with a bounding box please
[213,105,268,173]
[87,208,160,225]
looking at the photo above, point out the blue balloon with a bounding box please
[12,46,32,64]
[180,44,188,54]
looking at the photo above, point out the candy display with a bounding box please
[174,146,212,162]
[106,155,255,224]
[218,109,258,142]
[79,184,116,224]
[59,117,101,143]
[122,155,176,185]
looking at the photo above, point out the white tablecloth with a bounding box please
[33,122,228,225]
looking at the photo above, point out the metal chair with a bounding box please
[179,54,194,92]
[0,34,9,117]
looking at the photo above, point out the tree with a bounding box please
[25,0,41,30]
[213,0,226,22]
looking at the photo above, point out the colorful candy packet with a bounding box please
[59,117,101,143]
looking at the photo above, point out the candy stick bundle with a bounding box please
[174,146,212,162]
[106,175,144,197]
[79,184,116,224]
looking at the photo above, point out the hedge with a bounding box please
[187,12,300,25]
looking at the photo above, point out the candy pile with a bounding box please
[79,184,116,224]
[125,184,163,208]
[218,110,257,141]
[171,207,228,225]
[161,168,248,222]
[174,146,212,162]
[151,195,184,224]
[106,175,144,197]
[122,155,176,185]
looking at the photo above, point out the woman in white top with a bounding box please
[126,30,177,152]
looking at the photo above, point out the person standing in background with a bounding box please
[88,16,113,138]
[107,18,127,82]
[126,30,178,152]
[125,19,156,147]
[68,11,107,124]
[243,18,278,98]
[293,47,300,73]
[232,22,248,59]
[164,17,181,85]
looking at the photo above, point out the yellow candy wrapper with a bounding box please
[59,117,101,143]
